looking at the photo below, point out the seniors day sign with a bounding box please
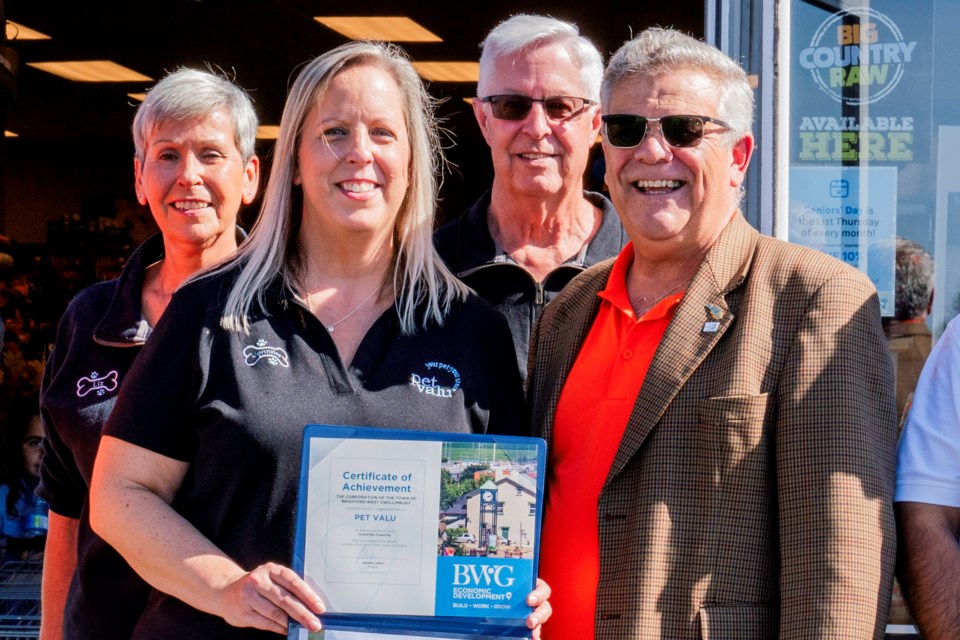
[789,4,931,316]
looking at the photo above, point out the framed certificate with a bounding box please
[289,425,546,640]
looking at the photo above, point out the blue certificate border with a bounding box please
[289,425,547,640]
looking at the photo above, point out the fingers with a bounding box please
[527,598,552,630]
[223,563,325,634]
[526,577,552,632]
[251,563,325,632]
[527,577,551,606]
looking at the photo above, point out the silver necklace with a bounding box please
[634,280,687,317]
[324,289,378,333]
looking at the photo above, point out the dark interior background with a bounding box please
[0,0,703,245]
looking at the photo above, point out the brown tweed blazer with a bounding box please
[528,214,897,640]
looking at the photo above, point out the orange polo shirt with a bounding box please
[539,243,683,640]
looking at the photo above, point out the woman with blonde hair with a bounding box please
[89,41,545,638]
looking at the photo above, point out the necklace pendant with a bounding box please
[326,325,335,333]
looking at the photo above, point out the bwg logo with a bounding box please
[451,564,515,589]
[799,7,917,105]
[243,339,290,368]
[76,370,119,398]
[410,361,460,398]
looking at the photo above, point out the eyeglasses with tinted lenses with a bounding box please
[602,114,732,148]
[480,95,596,121]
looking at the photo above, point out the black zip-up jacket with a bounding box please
[434,190,626,380]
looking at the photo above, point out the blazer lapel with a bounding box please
[606,214,760,481]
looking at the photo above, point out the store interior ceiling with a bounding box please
[2,1,701,144]
[0,1,702,238]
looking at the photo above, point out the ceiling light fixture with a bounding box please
[412,62,479,82]
[27,60,151,82]
[315,17,441,42]
[5,21,51,41]
[256,125,280,140]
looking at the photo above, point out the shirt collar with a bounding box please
[598,242,685,321]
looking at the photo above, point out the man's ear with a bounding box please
[590,104,602,141]
[473,97,494,147]
[729,133,755,188]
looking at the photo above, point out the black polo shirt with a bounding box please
[104,265,525,639]
[39,233,163,639]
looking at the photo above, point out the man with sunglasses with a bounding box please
[435,14,626,380]
[528,28,896,640]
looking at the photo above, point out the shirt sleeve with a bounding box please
[776,266,896,638]
[895,316,960,505]
[37,308,88,518]
[102,293,204,462]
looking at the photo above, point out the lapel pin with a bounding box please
[703,304,724,333]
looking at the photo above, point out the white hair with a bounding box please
[602,27,754,140]
[478,14,603,101]
[132,67,258,163]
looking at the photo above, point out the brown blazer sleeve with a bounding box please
[775,263,896,639]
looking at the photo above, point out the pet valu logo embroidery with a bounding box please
[76,370,119,398]
[243,339,290,368]
[410,361,461,398]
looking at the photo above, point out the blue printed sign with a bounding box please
[789,166,896,315]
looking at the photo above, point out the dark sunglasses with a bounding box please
[602,114,732,148]
[480,95,596,121]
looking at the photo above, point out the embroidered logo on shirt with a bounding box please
[76,370,119,397]
[410,361,461,398]
[243,339,290,368]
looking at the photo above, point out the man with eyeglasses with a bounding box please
[528,27,896,640]
[435,14,626,380]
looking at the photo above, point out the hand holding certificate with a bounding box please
[290,426,547,640]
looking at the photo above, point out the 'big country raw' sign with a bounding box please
[792,4,931,164]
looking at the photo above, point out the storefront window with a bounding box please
[789,5,957,630]
[708,0,767,232]
[788,0,960,336]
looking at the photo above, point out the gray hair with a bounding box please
[478,14,603,101]
[132,67,259,163]
[894,237,934,321]
[602,27,754,141]
[219,41,468,335]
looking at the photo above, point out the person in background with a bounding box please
[38,68,260,640]
[1,394,48,559]
[883,237,934,426]
[884,238,933,628]
[894,309,960,639]
[89,41,550,638]
[528,27,896,639]
[435,14,626,378]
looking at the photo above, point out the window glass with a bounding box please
[788,4,954,628]
[789,0,958,335]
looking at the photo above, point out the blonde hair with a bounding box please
[218,41,468,334]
